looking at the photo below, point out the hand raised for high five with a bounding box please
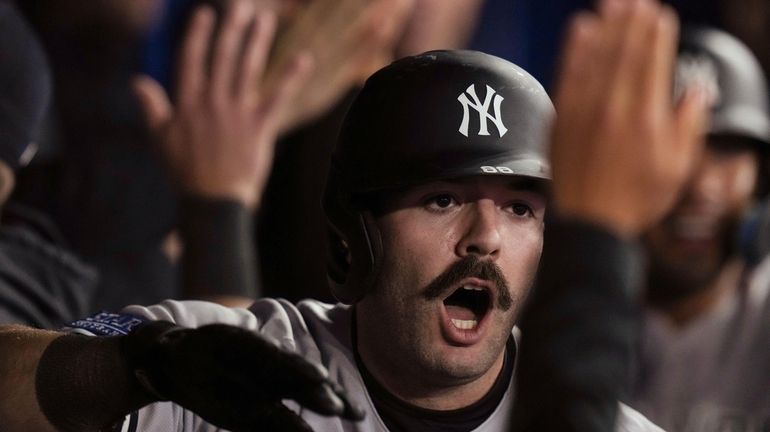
[134,0,312,210]
[550,0,709,237]
[264,0,414,132]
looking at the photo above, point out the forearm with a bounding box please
[35,332,157,431]
[512,217,642,432]
[0,324,159,432]
[0,325,60,432]
[179,195,259,302]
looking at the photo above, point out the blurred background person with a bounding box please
[0,0,98,329]
[630,26,770,431]
[14,0,178,312]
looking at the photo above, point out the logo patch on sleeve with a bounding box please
[66,312,148,336]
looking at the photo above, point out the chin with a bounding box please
[430,333,507,380]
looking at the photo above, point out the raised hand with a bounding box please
[264,0,414,132]
[134,0,312,210]
[550,0,709,237]
[124,321,365,431]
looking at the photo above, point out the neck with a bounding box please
[654,257,745,327]
[355,310,505,411]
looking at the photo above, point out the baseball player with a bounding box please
[0,0,697,430]
[630,26,770,431]
[5,40,662,432]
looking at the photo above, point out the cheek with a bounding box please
[379,213,459,270]
[500,224,544,283]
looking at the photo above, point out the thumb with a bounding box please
[133,75,173,134]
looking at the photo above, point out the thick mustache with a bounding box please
[423,255,512,311]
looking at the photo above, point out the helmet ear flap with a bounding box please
[323,167,383,304]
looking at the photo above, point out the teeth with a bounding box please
[462,285,484,291]
[451,319,478,330]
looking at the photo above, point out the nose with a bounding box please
[455,200,502,259]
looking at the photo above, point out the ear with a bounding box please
[0,161,16,206]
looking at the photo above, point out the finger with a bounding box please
[237,10,277,100]
[176,5,216,108]
[290,382,346,416]
[551,12,599,186]
[261,52,314,133]
[606,0,657,114]
[589,0,632,111]
[250,403,315,432]
[210,0,255,102]
[553,12,599,120]
[290,380,365,421]
[329,380,366,420]
[337,0,414,83]
[598,0,650,115]
[133,75,173,135]
[274,357,365,420]
[642,5,679,117]
[279,352,329,385]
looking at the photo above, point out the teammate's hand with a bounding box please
[550,0,709,237]
[123,321,365,432]
[263,0,414,132]
[134,0,312,210]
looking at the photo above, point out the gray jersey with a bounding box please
[631,255,770,431]
[71,299,662,432]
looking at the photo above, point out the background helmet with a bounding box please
[676,26,770,148]
[323,50,554,304]
[676,27,770,263]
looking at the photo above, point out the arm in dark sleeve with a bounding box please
[511,216,642,432]
[178,195,259,300]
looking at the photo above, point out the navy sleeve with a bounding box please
[511,216,643,432]
[178,195,259,299]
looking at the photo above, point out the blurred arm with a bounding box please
[512,0,708,429]
[134,1,311,304]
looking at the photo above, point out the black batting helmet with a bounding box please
[675,26,770,147]
[323,50,553,304]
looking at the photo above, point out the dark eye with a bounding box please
[426,194,458,212]
[435,195,453,208]
[510,203,533,217]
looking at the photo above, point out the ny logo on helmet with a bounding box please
[457,84,508,138]
[674,53,721,109]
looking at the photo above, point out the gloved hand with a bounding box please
[122,320,364,431]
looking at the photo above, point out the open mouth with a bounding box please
[443,284,492,331]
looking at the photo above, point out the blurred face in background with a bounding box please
[644,135,759,307]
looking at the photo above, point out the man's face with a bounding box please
[356,175,546,389]
[644,136,759,305]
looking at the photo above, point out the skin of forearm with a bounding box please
[1,325,158,432]
[0,325,60,432]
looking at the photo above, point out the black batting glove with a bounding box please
[122,321,365,432]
